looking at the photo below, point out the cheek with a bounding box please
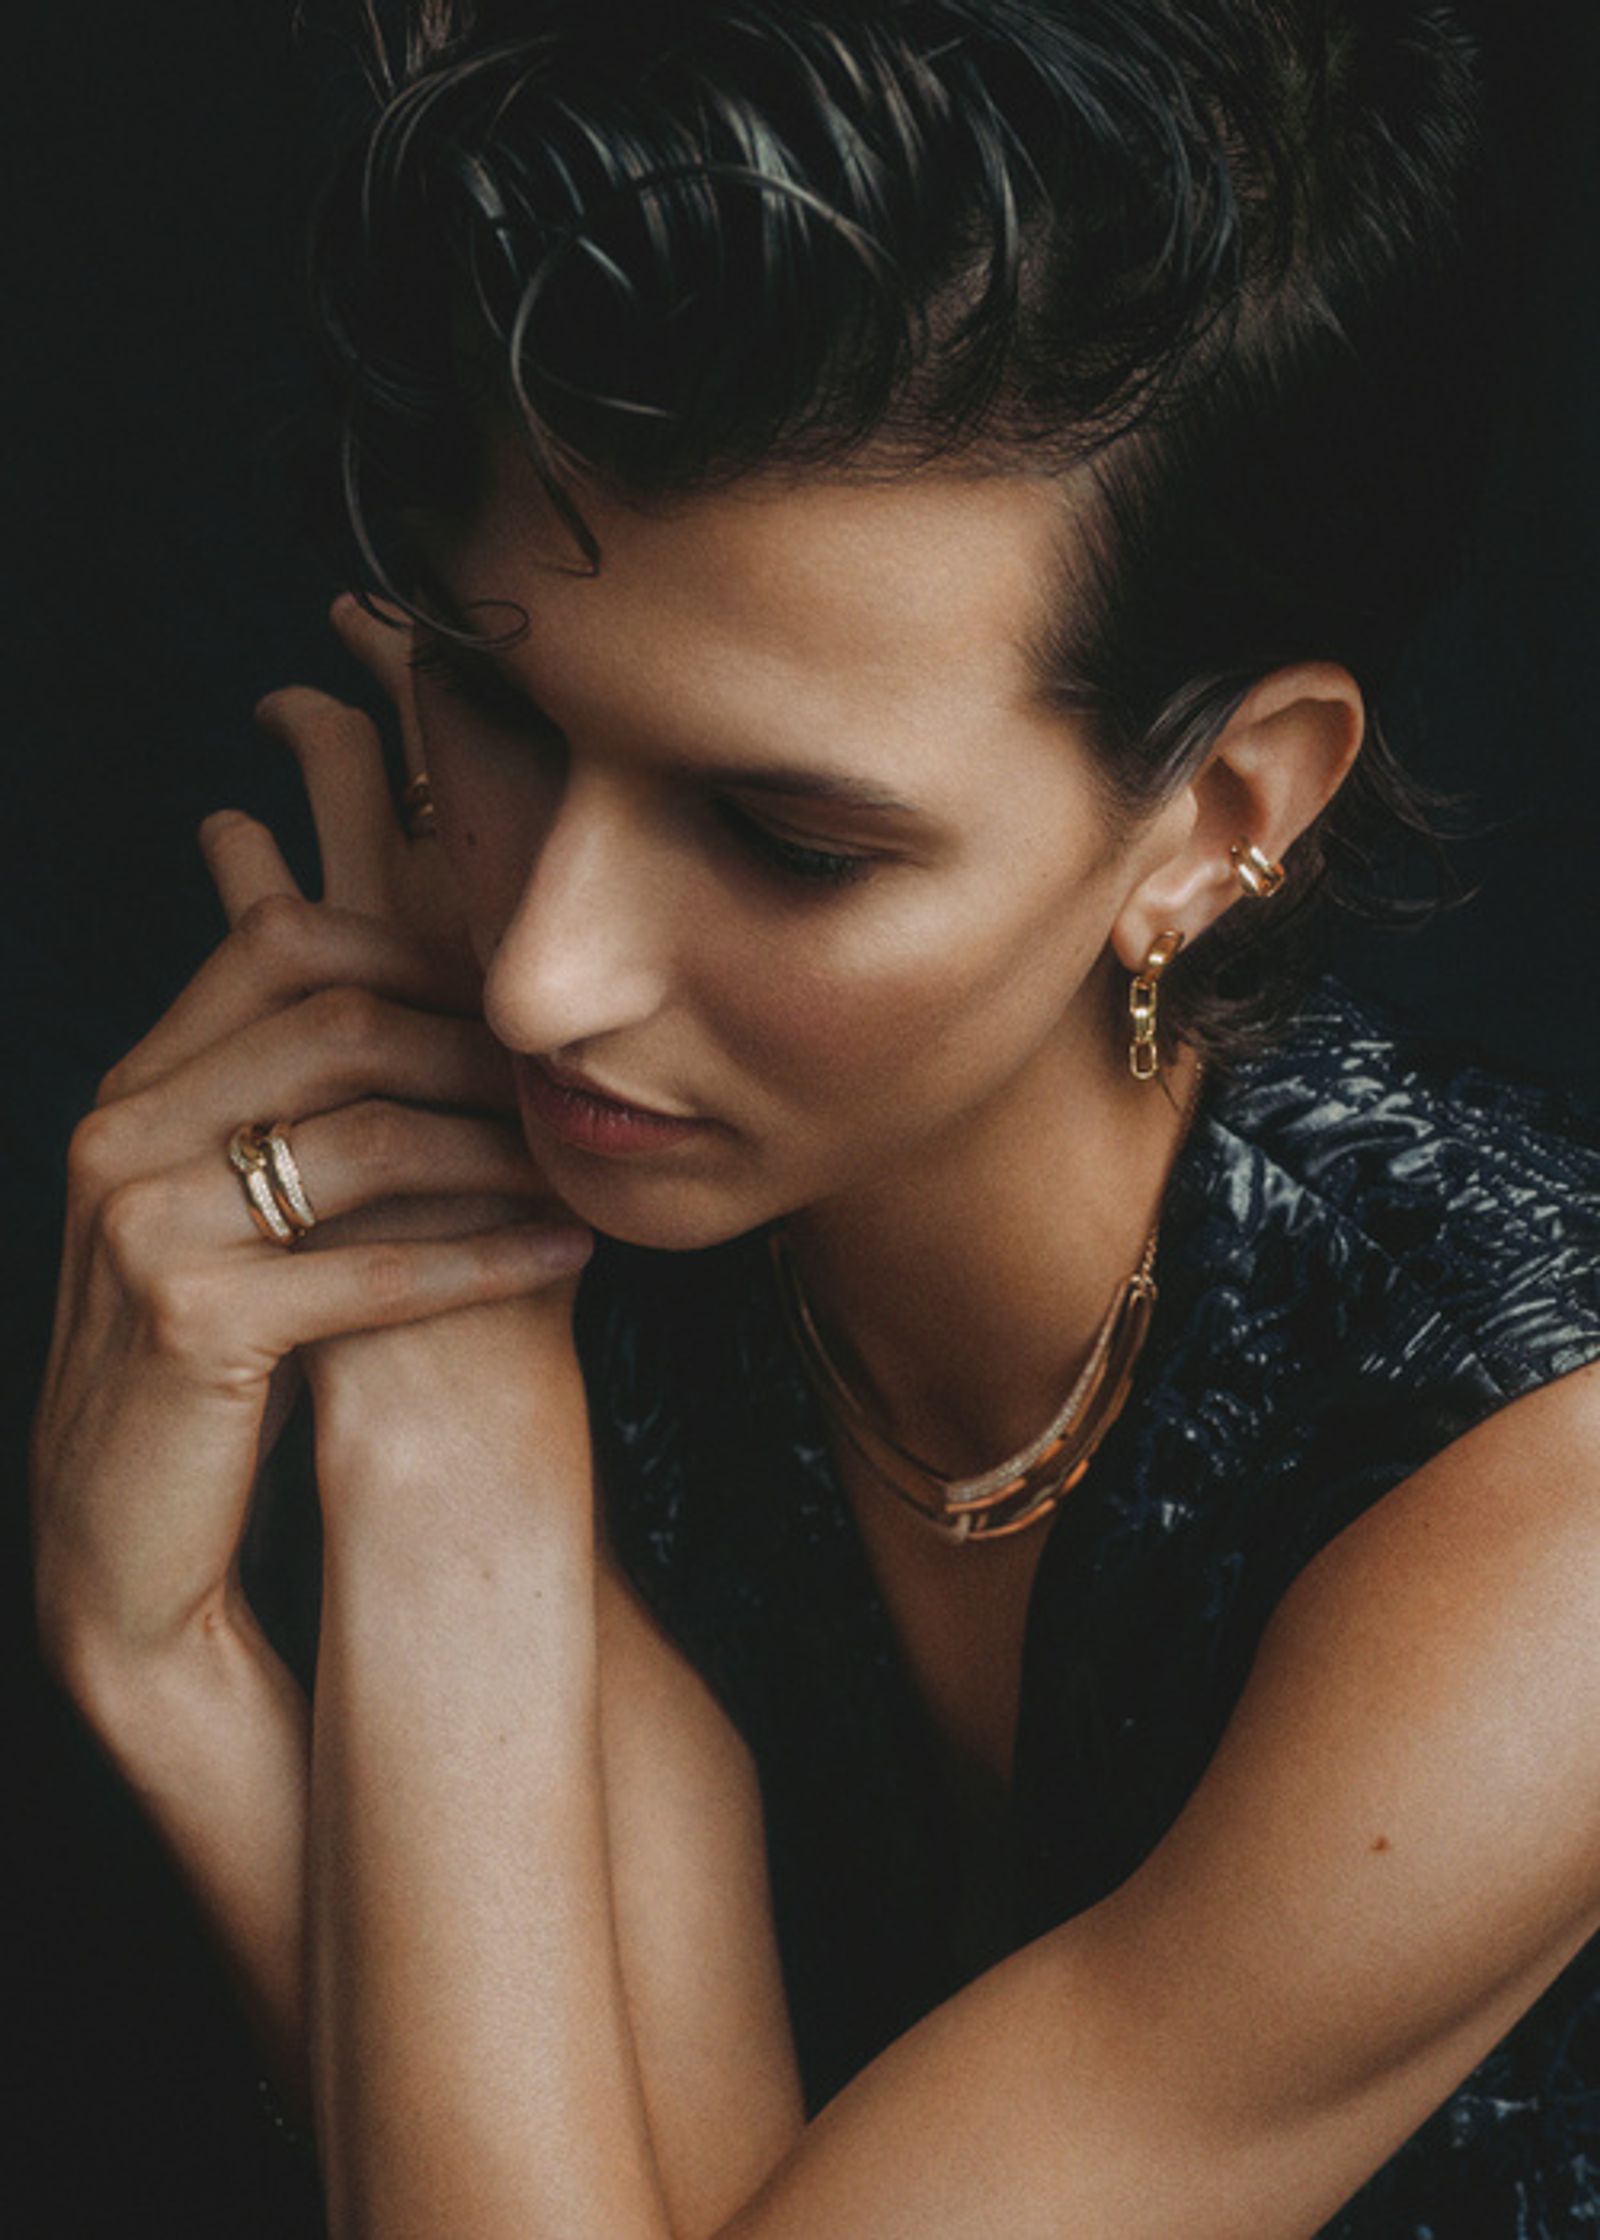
[707,870,1108,1112]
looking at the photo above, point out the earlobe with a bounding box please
[1111,661,1364,971]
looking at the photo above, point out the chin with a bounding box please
[546,1159,780,1257]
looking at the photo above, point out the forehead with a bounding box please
[424,442,1076,732]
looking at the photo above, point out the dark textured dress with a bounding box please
[578,978,1600,2237]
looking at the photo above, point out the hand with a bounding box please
[282,597,595,1542]
[30,593,589,1701]
[250,591,481,997]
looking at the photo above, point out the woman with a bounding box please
[29,2,1600,2233]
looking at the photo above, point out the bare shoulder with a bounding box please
[1269,1354,1600,1725]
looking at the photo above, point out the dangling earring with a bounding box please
[1229,837,1285,898]
[400,769,438,838]
[1127,928,1185,1081]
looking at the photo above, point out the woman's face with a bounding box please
[412,457,1156,1248]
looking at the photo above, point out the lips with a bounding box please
[513,1055,712,1158]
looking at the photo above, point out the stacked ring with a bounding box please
[227,1122,318,1248]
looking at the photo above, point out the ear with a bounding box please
[1109,662,1365,973]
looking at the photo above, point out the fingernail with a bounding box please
[540,1225,596,1276]
[499,1223,594,1278]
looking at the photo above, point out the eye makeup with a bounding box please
[712,797,879,886]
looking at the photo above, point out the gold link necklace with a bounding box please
[771,1060,1206,1544]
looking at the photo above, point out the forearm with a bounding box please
[308,1357,672,2240]
[59,1604,310,2092]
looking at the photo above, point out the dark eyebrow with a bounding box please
[409,568,924,821]
[691,764,921,817]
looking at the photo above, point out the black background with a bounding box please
[3,6,1596,2231]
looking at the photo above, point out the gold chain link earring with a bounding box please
[1128,929,1185,1081]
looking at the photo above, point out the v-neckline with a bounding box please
[761,1084,1222,1820]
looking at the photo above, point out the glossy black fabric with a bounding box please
[578,978,1600,2236]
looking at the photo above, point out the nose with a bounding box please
[480,770,674,1057]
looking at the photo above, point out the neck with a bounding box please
[784,989,1202,1480]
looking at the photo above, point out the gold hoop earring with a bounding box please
[1127,928,1185,1081]
[1230,838,1285,898]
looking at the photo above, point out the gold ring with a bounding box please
[261,1124,317,1236]
[227,1121,317,1247]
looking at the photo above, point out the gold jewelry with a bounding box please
[1229,838,1285,898]
[1127,927,1185,1082]
[771,1060,1206,1545]
[401,769,438,839]
[227,1121,317,1247]
[260,1125,317,1235]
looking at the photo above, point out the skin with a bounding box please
[30,460,1600,2237]
[416,454,1353,1465]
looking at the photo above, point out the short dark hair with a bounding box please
[301,0,1485,1053]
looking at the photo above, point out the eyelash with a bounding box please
[713,799,877,887]
[412,641,876,888]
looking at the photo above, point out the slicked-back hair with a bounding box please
[301,0,1485,1054]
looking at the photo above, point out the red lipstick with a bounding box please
[514,1056,712,1158]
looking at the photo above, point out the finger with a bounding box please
[330,592,427,782]
[244,1220,595,1353]
[199,810,303,927]
[254,685,400,917]
[79,987,520,1194]
[94,1105,551,1265]
[306,1190,555,1251]
[37,1219,590,1618]
[98,900,482,1107]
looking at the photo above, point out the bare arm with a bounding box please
[30,611,802,2209]
[598,1556,803,2229]
[307,1349,1600,2237]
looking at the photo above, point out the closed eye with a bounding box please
[713,797,879,887]
[412,631,889,886]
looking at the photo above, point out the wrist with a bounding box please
[312,1305,595,1558]
[58,1597,306,1779]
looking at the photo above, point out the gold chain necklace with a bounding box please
[771,1062,1206,1545]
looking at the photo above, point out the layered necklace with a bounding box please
[771,1063,1205,1545]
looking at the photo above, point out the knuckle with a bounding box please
[67,1108,124,1198]
[143,1266,224,1364]
[234,889,313,962]
[307,982,387,1056]
[94,1055,134,1107]
[96,1177,170,1284]
[357,1246,416,1312]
